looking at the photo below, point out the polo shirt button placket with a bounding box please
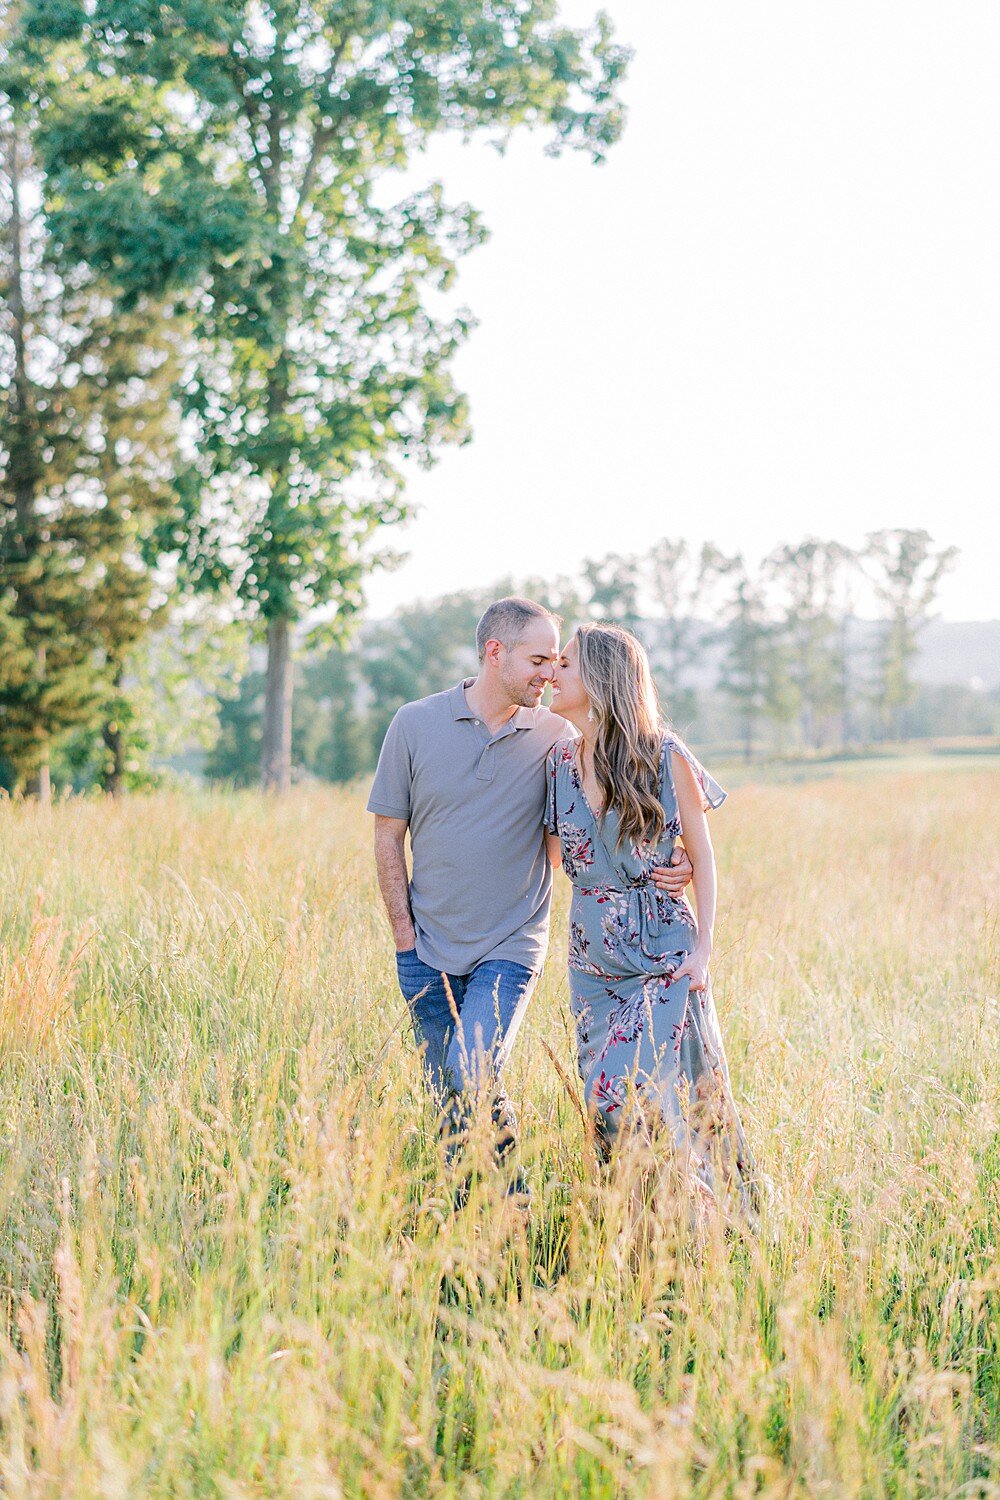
[477,742,495,781]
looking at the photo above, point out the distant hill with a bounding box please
[640,618,1000,694]
[914,620,1000,690]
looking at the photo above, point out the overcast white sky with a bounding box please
[364,0,1000,623]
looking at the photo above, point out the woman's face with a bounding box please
[550,635,590,719]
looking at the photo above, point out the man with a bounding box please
[367,597,691,1190]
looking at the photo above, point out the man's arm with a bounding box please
[373,815,417,952]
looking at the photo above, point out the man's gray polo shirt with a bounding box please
[367,680,567,975]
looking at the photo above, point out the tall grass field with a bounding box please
[1,769,998,1497]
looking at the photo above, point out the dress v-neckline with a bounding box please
[572,744,605,821]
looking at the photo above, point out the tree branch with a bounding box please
[293,35,352,221]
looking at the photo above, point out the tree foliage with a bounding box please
[0,104,183,793]
[17,0,630,788]
[864,528,957,736]
[645,540,730,728]
[763,538,854,748]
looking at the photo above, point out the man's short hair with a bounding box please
[475,597,560,663]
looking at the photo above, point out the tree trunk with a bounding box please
[28,758,51,804]
[7,121,48,800]
[4,123,36,531]
[261,616,293,792]
[101,667,126,796]
[259,233,294,794]
[28,645,51,803]
[102,723,124,797]
[839,616,853,750]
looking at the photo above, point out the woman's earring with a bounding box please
[587,708,595,722]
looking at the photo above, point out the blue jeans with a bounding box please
[394,949,537,1164]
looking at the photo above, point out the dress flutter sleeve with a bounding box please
[663,734,727,812]
[544,745,560,834]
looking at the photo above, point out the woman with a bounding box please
[546,623,755,1215]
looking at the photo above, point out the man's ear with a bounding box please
[484,639,504,667]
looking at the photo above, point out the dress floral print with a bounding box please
[545,733,755,1211]
[558,822,596,883]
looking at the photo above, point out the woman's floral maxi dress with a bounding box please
[545,734,755,1207]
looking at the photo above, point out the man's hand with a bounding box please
[651,844,693,898]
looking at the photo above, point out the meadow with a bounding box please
[1,768,998,1497]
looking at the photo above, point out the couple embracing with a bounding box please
[369,597,755,1217]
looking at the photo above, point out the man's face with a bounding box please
[494,618,560,709]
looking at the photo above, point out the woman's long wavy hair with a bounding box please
[575,623,666,849]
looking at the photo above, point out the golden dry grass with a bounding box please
[0,770,998,1497]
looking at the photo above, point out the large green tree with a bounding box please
[21,0,629,790]
[0,99,182,796]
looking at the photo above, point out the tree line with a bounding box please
[206,527,981,789]
[1,0,628,797]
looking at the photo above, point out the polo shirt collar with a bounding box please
[449,679,535,730]
[450,679,478,720]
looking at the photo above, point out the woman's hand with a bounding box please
[673,946,711,992]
